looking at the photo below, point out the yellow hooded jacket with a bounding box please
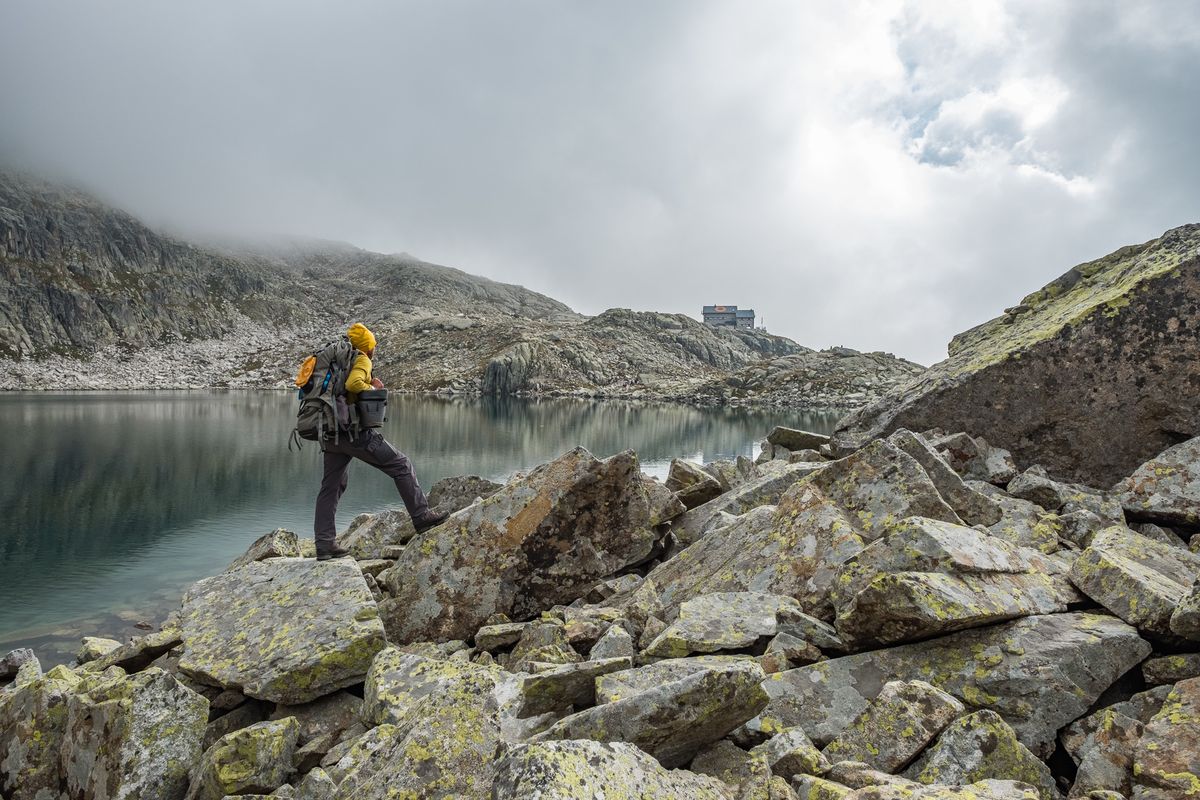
[345,323,376,403]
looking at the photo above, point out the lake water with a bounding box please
[0,392,841,664]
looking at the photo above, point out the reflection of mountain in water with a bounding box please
[0,392,836,656]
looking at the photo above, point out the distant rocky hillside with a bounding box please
[0,172,921,406]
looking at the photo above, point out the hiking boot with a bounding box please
[315,545,352,561]
[413,510,450,534]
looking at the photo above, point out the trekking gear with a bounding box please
[413,509,450,534]
[289,336,362,451]
[315,545,352,561]
[356,388,388,429]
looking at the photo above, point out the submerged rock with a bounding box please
[493,739,734,799]
[380,447,667,643]
[178,558,386,704]
[833,223,1200,487]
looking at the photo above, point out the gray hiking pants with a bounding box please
[314,429,431,549]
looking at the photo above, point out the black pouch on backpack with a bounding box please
[356,389,388,428]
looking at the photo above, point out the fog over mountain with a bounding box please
[2,1,1198,364]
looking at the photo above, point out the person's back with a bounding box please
[313,323,448,560]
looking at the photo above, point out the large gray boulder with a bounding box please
[379,447,670,643]
[832,224,1200,488]
[178,558,386,704]
[185,717,299,800]
[832,518,1073,647]
[62,667,209,800]
[1117,435,1200,525]
[1131,676,1200,800]
[666,458,726,509]
[494,740,734,799]
[753,612,1149,757]
[0,664,82,800]
[1068,526,1200,636]
[534,658,769,767]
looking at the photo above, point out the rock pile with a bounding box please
[5,427,1200,799]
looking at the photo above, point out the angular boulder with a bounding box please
[534,659,769,767]
[185,717,300,800]
[178,558,386,704]
[515,656,632,717]
[667,458,726,509]
[493,740,734,799]
[850,781,1042,800]
[225,528,300,571]
[643,592,803,658]
[380,447,668,643]
[832,223,1200,487]
[1116,435,1200,525]
[1171,581,1200,639]
[62,667,209,800]
[0,664,82,800]
[926,431,1018,486]
[595,655,754,704]
[674,461,825,545]
[754,612,1149,757]
[1067,708,1142,799]
[887,429,1003,527]
[1131,676,1200,800]
[832,518,1072,647]
[822,680,964,773]
[1068,526,1200,636]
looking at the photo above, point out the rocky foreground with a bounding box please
[4,426,1200,799]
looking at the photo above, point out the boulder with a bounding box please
[506,620,581,672]
[832,518,1073,647]
[832,223,1200,488]
[754,612,1149,757]
[85,628,183,673]
[1116,435,1200,525]
[692,739,759,785]
[792,775,853,799]
[976,488,1063,553]
[667,458,727,509]
[590,624,636,660]
[226,528,300,571]
[849,781,1042,800]
[822,680,964,773]
[76,636,122,664]
[595,655,755,704]
[493,740,735,799]
[1068,526,1200,636]
[473,622,528,651]
[1060,685,1172,766]
[751,727,829,778]
[1067,708,1142,799]
[1170,580,1200,639]
[515,656,632,717]
[0,664,82,800]
[269,691,362,750]
[178,558,386,704]
[1141,652,1200,685]
[643,592,804,658]
[379,447,669,643]
[768,427,831,452]
[61,667,208,800]
[534,659,769,767]
[185,717,300,800]
[903,711,1056,800]
[1131,676,1200,800]
[925,431,1019,486]
[294,768,337,800]
[887,429,1003,527]
[675,462,825,545]
[0,647,38,683]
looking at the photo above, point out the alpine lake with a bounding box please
[0,391,842,665]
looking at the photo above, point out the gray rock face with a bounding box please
[594,655,754,704]
[185,717,299,800]
[768,427,831,452]
[754,613,1149,757]
[380,447,666,643]
[589,624,636,660]
[0,647,37,682]
[822,680,964,774]
[643,592,803,658]
[1116,435,1200,525]
[674,462,825,545]
[926,431,1019,486]
[515,657,632,717]
[1131,676,1200,800]
[1068,526,1200,636]
[667,458,727,509]
[62,667,209,800]
[178,558,386,704]
[1171,581,1200,639]
[887,430,1003,527]
[1067,708,1142,798]
[833,224,1200,487]
[832,518,1072,647]
[226,529,301,571]
[493,740,735,799]
[535,659,769,767]
[0,664,82,799]
[903,711,1057,800]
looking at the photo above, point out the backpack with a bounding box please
[289,336,361,450]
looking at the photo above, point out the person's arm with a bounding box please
[345,354,373,393]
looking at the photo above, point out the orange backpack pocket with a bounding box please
[295,355,317,387]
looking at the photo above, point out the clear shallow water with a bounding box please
[0,391,841,664]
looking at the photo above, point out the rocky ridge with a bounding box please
[0,172,921,407]
[5,425,1200,798]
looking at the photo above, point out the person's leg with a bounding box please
[355,431,433,519]
[314,448,353,551]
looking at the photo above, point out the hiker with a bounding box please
[313,322,447,560]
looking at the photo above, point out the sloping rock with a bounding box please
[270,691,361,749]
[667,458,726,509]
[769,427,831,452]
[473,622,528,651]
[1131,676,1200,800]
[506,620,581,672]
[833,224,1200,487]
[0,664,82,799]
[595,655,755,704]
[1060,685,1172,765]
[849,780,1043,800]
[693,740,759,786]
[832,518,1072,647]
[675,462,825,545]
[493,739,735,799]
[295,768,337,800]
[926,431,1019,486]
[185,717,300,800]
[903,711,1056,800]
[590,623,636,659]
[226,529,300,571]
[1116,435,1200,525]
[975,488,1063,553]
[62,667,208,800]
[0,647,37,683]
[534,659,769,767]
[643,592,802,658]
[1142,652,1200,685]
[752,727,829,778]
[1067,708,1142,799]
[380,447,667,643]
[754,612,1149,757]
[85,628,183,673]
[515,656,632,717]
[178,558,386,704]
[77,636,122,664]
[822,680,964,773]
[1068,526,1200,636]
[1170,581,1200,639]
[887,430,1002,527]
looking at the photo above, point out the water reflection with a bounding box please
[0,391,840,663]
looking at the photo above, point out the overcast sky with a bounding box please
[2,1,1198,364]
